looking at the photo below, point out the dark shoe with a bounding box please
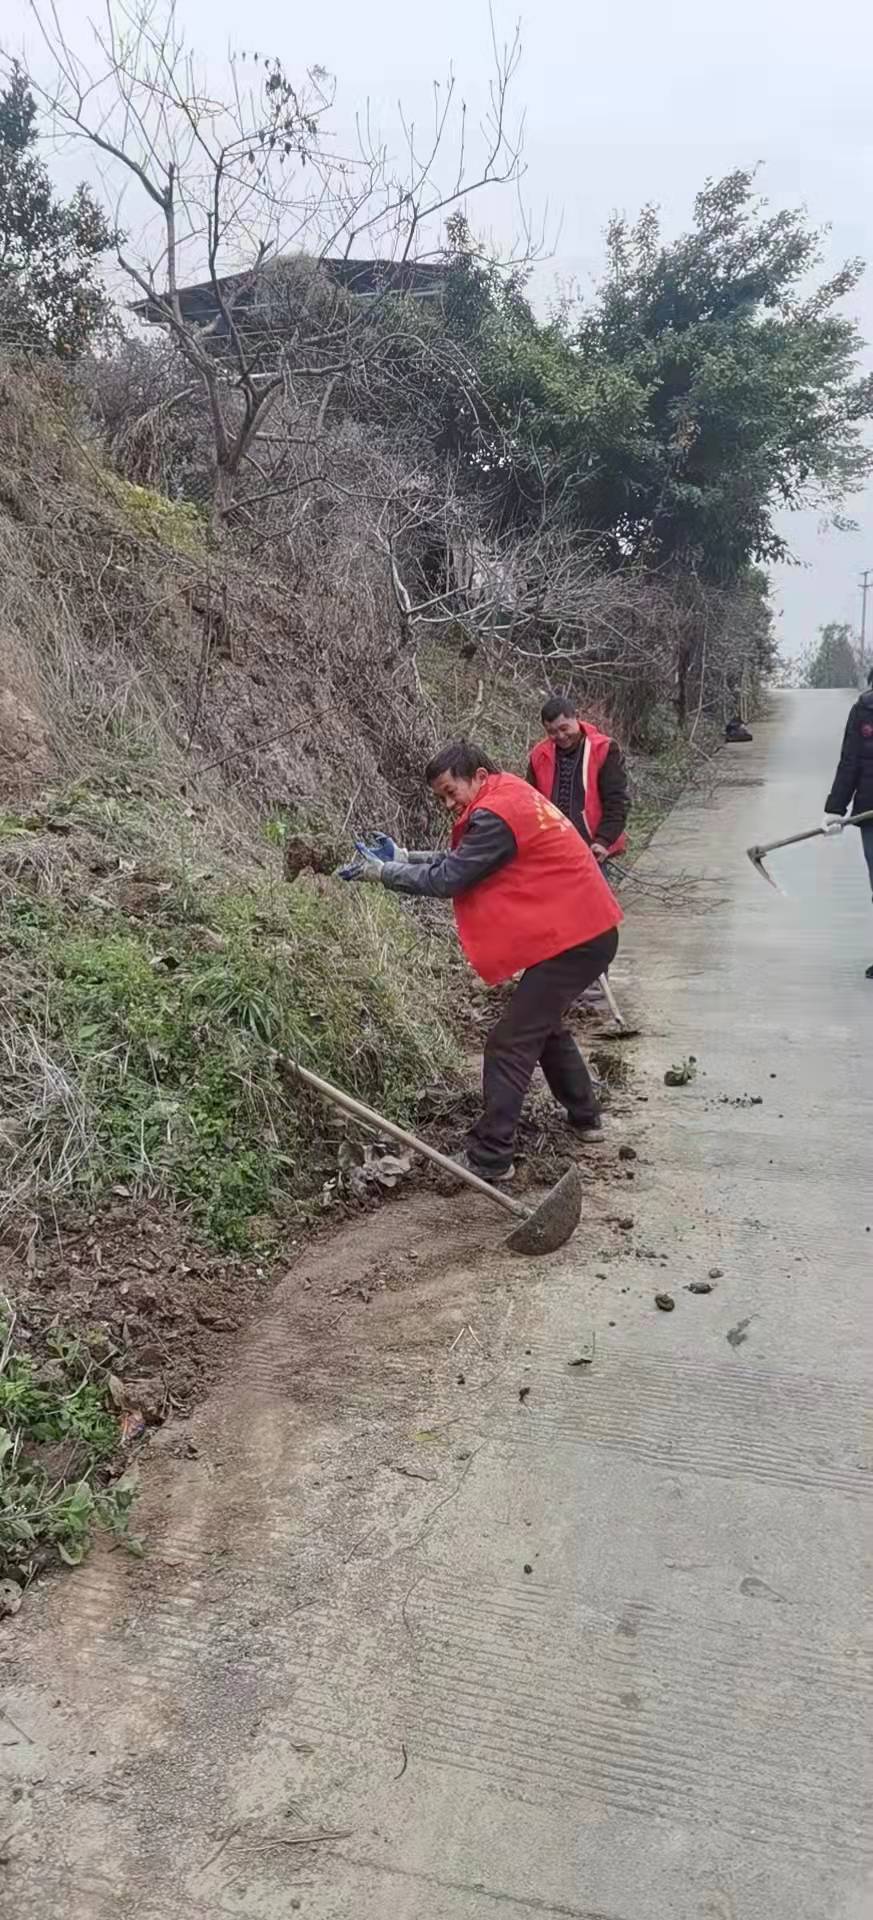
[455,1150,515,1184]
[567,1115,604,1144]
[866,962,873,980]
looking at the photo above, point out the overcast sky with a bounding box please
[28,0,873,657]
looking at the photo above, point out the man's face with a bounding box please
[430,767,488,819]
[545,710,582,751]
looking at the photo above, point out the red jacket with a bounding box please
[451,773,622,985]
[528,724,628,856]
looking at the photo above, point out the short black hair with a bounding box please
[425,740,500,785]
[541,694,576,725]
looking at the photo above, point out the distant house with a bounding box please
[130,257,447,333]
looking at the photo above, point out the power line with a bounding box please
[861,569,872,677]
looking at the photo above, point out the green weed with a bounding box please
[0,1317,141,1582]
[109,475,206,556]
[1,852,459,1251]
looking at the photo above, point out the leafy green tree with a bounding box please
[432,218,647,533]
[573,173,873,578]
[436,177,873,579]
[804,622,859,688]
[0,63,116,357]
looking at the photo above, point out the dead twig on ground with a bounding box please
[232,1829,353,1853]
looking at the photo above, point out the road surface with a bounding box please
[3,689,871,1919]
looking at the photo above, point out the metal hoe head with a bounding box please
[746,844,784,893]
[747,809,873,896]
[504,1163,583,1255]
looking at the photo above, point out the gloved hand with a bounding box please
[338,843,385,884]
[591,841,608,863]
[365,831,409,863]
[820,814,845,836]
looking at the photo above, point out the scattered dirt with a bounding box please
[589,1046,632,1090]
[0,1001,639,1461]
[282,831,342,882]
[0,1201,282,1418]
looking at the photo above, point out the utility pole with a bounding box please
[861,569,872,678]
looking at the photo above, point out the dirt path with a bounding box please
[3,691,871,1919]
[1,1175,643,1917]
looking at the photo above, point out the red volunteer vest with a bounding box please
[529,724,628,856]
[451,773,622,986]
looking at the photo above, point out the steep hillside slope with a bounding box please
[0,360,671,1583]
[0,363,482,1256]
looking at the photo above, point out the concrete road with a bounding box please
[4,689,871,1919]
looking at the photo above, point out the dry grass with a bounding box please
[0,361,473,1249]
[3,361,489,860]
[0,1015,96,1231]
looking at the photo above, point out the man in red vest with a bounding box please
[526,696,629,862]
[339,742,622,1180]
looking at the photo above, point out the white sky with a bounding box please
[19,0,873,656]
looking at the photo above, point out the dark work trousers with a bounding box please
[467,926,619,1174]
[861,823,873,899]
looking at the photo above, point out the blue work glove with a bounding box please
[337,843,384,884]
[362,832,408,862]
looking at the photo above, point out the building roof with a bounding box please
[130,256,446,326]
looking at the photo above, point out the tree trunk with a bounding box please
[210,464,234,541]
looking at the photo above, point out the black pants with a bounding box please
[467,927,619,1174]
[861,823,873,900]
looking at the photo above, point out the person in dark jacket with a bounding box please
[526,697,629,861]
[339,742,622,1178]
[822,669,873,978]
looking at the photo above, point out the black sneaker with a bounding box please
[455,1150,516,1184]
[568,1115,604,1143]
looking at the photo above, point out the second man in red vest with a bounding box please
[527,696,629,861]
